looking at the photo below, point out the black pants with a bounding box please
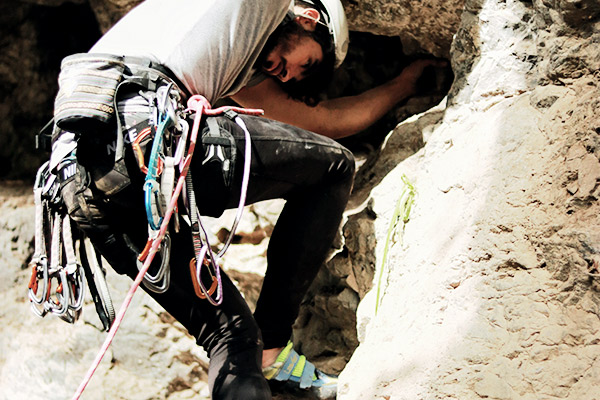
[82,95,355,399]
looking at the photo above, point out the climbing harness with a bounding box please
[70,94,263,399]
[31,52,264,398]
[29,53,192,324]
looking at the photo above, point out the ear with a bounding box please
[295,8,320,31]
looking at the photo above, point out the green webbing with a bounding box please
[375,174,416,314]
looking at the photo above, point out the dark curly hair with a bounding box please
[274,1,336,106]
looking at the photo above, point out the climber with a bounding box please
[49,0,443,398]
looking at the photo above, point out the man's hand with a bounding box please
[390,58,449,98]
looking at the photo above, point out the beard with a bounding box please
[256,20,309,71]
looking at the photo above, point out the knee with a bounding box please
[332,147,356,188]
[197,304,264,359]
[341,148,356,177]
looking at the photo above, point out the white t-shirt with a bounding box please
[51,0,289,168]
[91,0,289,103]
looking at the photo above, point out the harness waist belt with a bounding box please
[53,53,189,138]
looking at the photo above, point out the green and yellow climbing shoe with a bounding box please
[263,341,338,399]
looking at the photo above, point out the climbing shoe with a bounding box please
[263,341,338,399]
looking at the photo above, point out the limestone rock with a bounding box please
[343,0,465,57]
[339,0,600,399]
[2,0,600,399]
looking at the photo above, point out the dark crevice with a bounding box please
[0,2,101,180]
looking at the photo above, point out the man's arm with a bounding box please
[232,59,445,139]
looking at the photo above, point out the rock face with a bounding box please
[338,0,600,398]
[2,0,600,399]
[343,0,465,57]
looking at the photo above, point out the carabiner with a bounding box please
[145,114,171,182]
[189,257,218,299]
[132,127,164,175]
[29,257,50,317]
[193,245,222,306]
[30,162,51,307]
[172,119,189,167]
[28,256,49,305]
[34,161,50,190]
[144,179,165,230]
[46,268,70,316]
[58,269,84,324]
[66,262,86,311]
[136,234,171,294]
[157,83,179,126]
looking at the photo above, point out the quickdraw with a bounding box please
[185,111,254,305]
[138,83,184,293]
[79,237,115,332]
[28,163,51,309]
[144,85,178,231]
[28,161,86,324]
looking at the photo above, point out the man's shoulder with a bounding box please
[249,0,291,16]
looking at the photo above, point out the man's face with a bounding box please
[260,21,323,83]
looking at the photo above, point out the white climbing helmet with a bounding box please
[289,0,350,68]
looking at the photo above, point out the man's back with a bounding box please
[91,0,289,102]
